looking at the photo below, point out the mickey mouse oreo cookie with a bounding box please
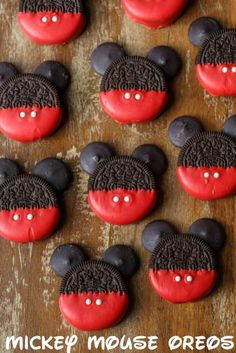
[169,115,236,200]
[91,43,181,124]
[121,0,188,29]
[142,219,225,303]
[18,0,86,45]
[80,142,167,225]
[0,158,71,243]
[51,244,139,331]
[0,61,69,143]
[189,17,236,96]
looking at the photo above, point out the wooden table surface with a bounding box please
[0,1,235,352]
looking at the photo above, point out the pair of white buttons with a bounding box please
[175,275,193,283]
[20,111,37,119]
[42,15,59,23]
[222,67,236,73]
[113,195,130,203]
[13,214,34,221]
[85,298,103,306]
[203,172,220,179]
[124,92,142,100]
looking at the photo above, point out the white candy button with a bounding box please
[113,196,120,203]
[85,299,92,305]
[124,92,131,100]
[42,16,48,23]
[96,299,103,306]
[232,67,236,73]
[203,172,210,178]
[52,15,58,23]
[135,93,142,100]
[13,214,20,221]
[175,275,182,282]
[27,214,34,221]
[124,196,130,203]
[20,112,26,118]
[186,275,193,282]
[213,172,220,179]
[30,111,37,118]
[222,67,228,73]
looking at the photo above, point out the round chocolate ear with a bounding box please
[32,158,72,193]
[168,116,203,148]
[0,62,19,86]
[132,144,168,177]
[91,42,126,76]
[102,245,139,279]
[142,221,176,252]
[222,115,236,139]
[50,243,87,277]
[189,218,226,252]
[0,159,21,185]
[147,46,181,79]
[80,142,114,175]
[34,61,70,91]
[188,17,221,47]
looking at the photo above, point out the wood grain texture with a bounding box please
[0,1,235,352]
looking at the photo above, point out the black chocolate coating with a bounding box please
[102,245,139,279]
[0,62,18,86]
[168,116,203,148]
[80,142,114,175]
[188,17,221,47]
[0,159,21,185]
[223,115,236,139]
[51,243,86,277]
[32,158,71,193]
[91,42,126,76]
[142,221,176,252]
[148,46,181,78]
[132,144,167,177]
[189,218,225,252]
[34,61,70,91]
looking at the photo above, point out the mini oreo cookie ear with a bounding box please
[50,243,87,278]
[168,116,203,148]
[147,46,181,79]
[80,142,114,175]
[132,144,168,177]
[91,42,126,76]
[0,62,19,86]
[0,159,21,185]
[189,218,226,252]
[102,245,139,279]
[32,158,72,193]
[188,17,221,47]
[222,115,236,139]
[142,221,176,252]
[34,61,70,91]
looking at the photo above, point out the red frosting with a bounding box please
[59,292,129,331]
[88,188,157,225]
[18,11,86,45]
[0,207,60,243]
[100,90,168,124]
[0,106,62,142]
[177,166,236,200]
[121,0,187,29]
[149,269,217,303]
[196,64,236,96]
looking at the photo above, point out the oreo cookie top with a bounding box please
[60,261,126,294]
[19,0,83,13]
[196,29,236,65]
[88,156,156,191]
[178,132,236,168]
[101,56,166,92]
[150,234,215,271]
[0,74,60,109]
[0,175,58,211]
